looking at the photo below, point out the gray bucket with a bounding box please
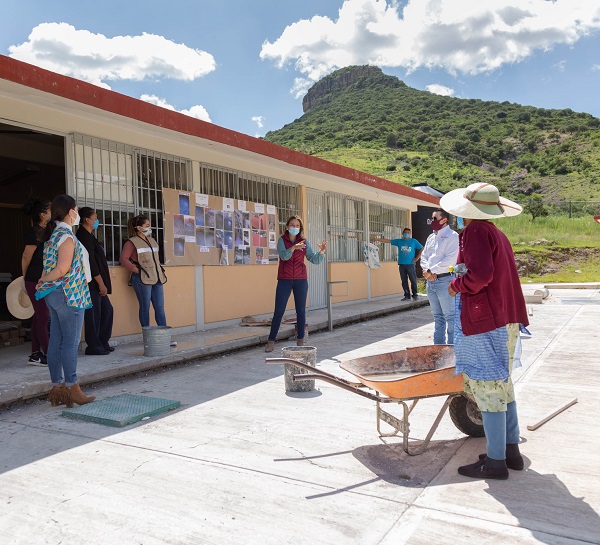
[282,346,317,392]
[142,326,172,357]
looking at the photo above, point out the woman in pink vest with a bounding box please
[265,215,326,352]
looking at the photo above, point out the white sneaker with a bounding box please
[170,341,178,347]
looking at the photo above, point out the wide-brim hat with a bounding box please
[440,182,522,220]
[6,276,34,320]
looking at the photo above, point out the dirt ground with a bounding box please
[514,245,600,277]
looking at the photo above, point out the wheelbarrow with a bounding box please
[266,344,483,455]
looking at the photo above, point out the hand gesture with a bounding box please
[317,240,327,254]
[293,241,306,251]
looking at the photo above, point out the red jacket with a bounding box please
[450,220,528,335]
[276,233,326,280]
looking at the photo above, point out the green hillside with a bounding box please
[264,66,600,204]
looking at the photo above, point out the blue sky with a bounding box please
[3,1,600,137]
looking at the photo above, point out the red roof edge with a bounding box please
[0,55,440,206]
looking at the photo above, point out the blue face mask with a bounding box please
[92,219,99,230]
[288,227,300,236]
[456,217,465,230]
[403,233,410,239]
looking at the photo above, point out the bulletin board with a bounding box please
[163,187,280,266]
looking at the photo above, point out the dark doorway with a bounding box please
[0,123,66,315]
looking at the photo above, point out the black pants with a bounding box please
[84,288,114,353]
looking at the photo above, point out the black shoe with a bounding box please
[458,457,509,480]
[104,346,115,352]
[401,296,411,301]
[85,348,110,355]
[412,295,419,300]
[478,444,524,470]
[27,352,47,366]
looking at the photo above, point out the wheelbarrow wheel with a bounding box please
[449,395,484,437]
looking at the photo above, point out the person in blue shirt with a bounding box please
[373,228,423,301]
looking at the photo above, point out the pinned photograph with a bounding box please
[268,231,276,248]
[184,216,195,237]
[252,228,261,247]
[235,229,244,246]
[174,214,184,236]
[205,208,215,228]
[243,248,251,264]
[269,249,279,262]
[234,249,244,264]
[251,212,266,230]
[223,211,233,231]
[174,237,185,256]
[196,228,206,246]
[243,229,250,246]
[268,214,277,231]
[259,230,268,248]
[215,229,224,249]
[216,210,224,230]
[234,210,245,229]
[195,206,205,226]
[255,247,264,263]
[224,231,234,249]
[220,248,229,266]
[179,193,190,216]
[205,228,215,247]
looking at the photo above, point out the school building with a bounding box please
[0,55,439,340]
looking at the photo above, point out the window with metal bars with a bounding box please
[71,134,192,264]
[368,202,410,261]
[326,193,365,262]
[199,162,300,234]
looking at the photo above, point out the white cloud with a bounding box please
[261,0,600,92]
[553,60,567,72]
[593,64,600,71]
[426,84,455,96]
[9,22,216,88]
[140,94,211,123]
[251,116,264,128]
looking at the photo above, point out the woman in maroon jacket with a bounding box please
[265,215,327,352]
[441,182,528,481]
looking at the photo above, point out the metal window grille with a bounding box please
[71,134,191,264]
[326,193,365,262]
[199,162,300,233]
[368,202,410,261]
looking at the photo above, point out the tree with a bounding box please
[525,194,549,221]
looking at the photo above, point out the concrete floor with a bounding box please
[1,286,599,544]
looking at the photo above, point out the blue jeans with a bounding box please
[268,279,309,341]
[427,275,454,344]
[44,288,85,386]
[399,264,418,297]
[130,273,167,328]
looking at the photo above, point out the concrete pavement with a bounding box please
[0,285,599,544]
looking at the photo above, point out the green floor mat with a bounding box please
[62,393,180,427]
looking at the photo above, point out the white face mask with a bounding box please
[71,211,80,226]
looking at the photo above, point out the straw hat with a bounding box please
[6,276,34,320]
[440,182,522,219]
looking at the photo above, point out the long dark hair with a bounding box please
[40,194,77,242]
[22,198,50,225]
[127,214,149,238]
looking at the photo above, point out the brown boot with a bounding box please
[68,383,96,405]
[265,340,275,353]
[296,339,306,346]
[48,384,69,407]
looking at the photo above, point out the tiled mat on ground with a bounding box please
[62,393,180,427]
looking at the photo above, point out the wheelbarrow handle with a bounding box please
[265,357,364,388]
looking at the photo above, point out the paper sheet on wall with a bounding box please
[363,242,381,269]
[196,193,209,207]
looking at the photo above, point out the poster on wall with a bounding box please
[163,187,279,266]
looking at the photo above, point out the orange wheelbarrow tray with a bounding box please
[266,345,483,455]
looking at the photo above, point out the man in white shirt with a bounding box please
[420,209,459,344]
